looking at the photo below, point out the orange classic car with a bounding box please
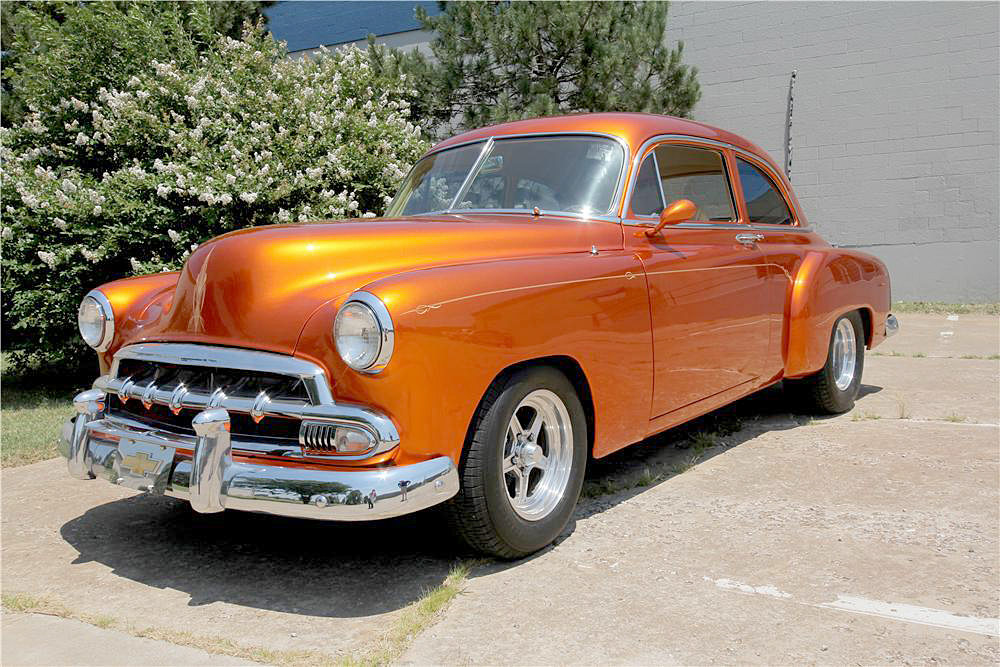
[62,113,897,557]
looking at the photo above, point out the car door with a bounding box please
[731,153,811,380]
[625,140,773,420]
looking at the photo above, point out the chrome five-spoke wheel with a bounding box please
[448,366,587,558]
[831,317,858,390]
[502,389,574,521]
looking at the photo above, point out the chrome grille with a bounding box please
[116,359,310,403]
[93,343,400,461]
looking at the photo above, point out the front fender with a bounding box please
[93,272,180,372]
[786,249,891,378]
[294,252,652,464]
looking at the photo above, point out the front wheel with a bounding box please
[447,366,587,559]
[786,310,865,414]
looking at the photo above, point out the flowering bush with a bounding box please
[1,23,428,379]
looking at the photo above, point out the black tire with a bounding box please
[786,310,865,414]
[446,366,587,559]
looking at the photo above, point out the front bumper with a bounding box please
[60,390,459,521]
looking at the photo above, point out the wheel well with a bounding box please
[483,356,595,453]
[857,307,873,347]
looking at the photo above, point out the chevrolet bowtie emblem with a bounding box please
[121,452,159,476]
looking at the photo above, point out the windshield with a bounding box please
[387,135,625,217]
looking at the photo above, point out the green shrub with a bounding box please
[1,20,428,380]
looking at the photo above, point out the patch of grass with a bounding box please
[580,478,622,498]
[943,413,967,423]
[892,301,999,315]
[1,386,73,468]
[896,398,911,420]
[2,560,478,667]
[349,560,478,667]
[635,467,663,488]
[671,453,701,475]
[912,352,926,358]
[851,411,882,421]
[689,431,716,453]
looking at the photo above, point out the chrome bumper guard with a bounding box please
[886,314,899,337]
[60,389,459,521]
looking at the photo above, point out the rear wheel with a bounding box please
[787,310,865,414]
[447,366,587,559]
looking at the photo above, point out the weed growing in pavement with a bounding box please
[943,414,967,423]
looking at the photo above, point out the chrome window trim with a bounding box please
[82,289,116,352]
[733,154,797,227]
[621,134,811,232]
[400,209,622,224]
[338,290,395,375]
[651,150,667,213]
[393,131,631,221]
[448,137,494,210]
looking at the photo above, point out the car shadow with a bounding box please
[59,381,883,614]
[570,381,883,522]
[60,494,475,618]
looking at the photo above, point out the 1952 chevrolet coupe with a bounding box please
[63,113,897,557]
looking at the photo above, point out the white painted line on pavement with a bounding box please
[705,577,791,599]
[704,578,1000,637]
[819,595,1000,638]
[896,419,1000,428]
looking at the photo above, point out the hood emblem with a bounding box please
[187,248,213,333]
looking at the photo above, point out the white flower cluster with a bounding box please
[2,29,429,281]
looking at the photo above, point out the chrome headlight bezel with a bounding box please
[333,291,394,374]
[78,289,115,352]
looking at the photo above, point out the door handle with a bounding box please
[735,233,765,246]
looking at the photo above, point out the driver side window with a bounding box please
[630,144,737,222]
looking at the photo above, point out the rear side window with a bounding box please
[737,158,793,225]
[631,144,737,221]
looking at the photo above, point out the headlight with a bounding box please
[78,290,114,351]
[333,292,394,373]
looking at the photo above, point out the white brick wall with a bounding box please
[668,1,999,301]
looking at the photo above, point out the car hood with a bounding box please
[131,214,623,354]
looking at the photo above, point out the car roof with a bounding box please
[429,112,773,165]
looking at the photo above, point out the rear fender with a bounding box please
[786,249,891,378]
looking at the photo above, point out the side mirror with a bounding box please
[646,199,696,237]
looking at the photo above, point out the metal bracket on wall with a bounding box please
[785,69,797,180]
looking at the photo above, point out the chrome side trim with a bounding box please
[62,414,459,522]
[886,314,899,337]
[84,289,116,352]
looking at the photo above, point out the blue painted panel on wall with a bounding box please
[266,1,443,51]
